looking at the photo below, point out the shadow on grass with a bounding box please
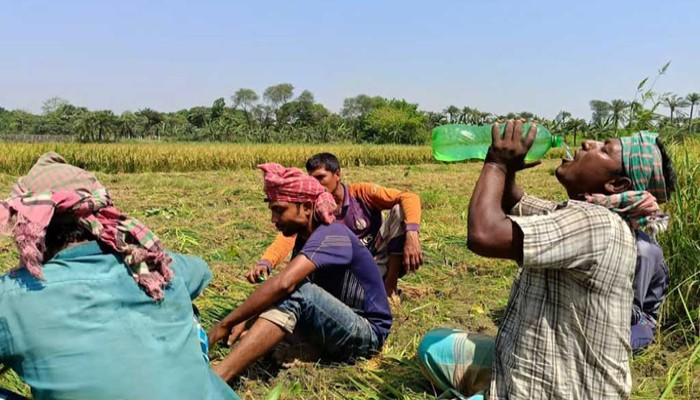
[487,303,507,329]
[333,356,436,399]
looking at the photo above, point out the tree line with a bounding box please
[1,67,698,144]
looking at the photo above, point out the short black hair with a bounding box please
[656,138,677,198]
[44,215,94,262]
[306,152,341,174]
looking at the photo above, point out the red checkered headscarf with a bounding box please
[0,153,173,300]
[258,163,336,225]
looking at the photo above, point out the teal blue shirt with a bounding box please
[0,241,239,400]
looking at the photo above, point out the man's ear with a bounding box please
[335,170,342,181]
[604,176,632,194]
[302,201,314,215]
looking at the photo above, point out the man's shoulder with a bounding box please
[560,199,626,220]
[0,247,119,294]
[302,224,357,255]
[348,182,377,193]
[167,251,210,273]
[312,222,355,239]
[525,199,633,240]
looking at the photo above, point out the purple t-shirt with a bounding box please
[294,222,392,342]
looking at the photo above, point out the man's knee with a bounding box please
[417,329,461,391]
[417,328,458,366]
[382,206,407,254]
[631,321,655,351]
[388,204,403,219]
[258,308,298,334]
[258,282,319,334]
[385,205,406,234]
[417,328,494,396]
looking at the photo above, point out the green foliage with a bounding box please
[2,64,697,146]
[362,100,428,144]
[658,140,700,333]
[210,97,226,121]
[263,83,295,108]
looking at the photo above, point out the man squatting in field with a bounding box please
[246,152,424,298]
[208,163,392,382]
[417,121,675,400]
[0,153,240,400]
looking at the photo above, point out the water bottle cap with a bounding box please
[551,135,563,148]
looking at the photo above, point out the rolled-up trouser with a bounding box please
[373,205,408,277]
[417,328,495,399]
[259,282,382,360]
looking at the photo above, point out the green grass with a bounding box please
[0,159,697,399]
[659,141,700,333]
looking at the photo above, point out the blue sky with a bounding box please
[1,0,698,119]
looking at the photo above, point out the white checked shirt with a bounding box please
[488,195,636,400]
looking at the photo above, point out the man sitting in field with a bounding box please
[0,153,239,400]
[631,229,670,350]
[417,123,675,399]
[247,152,423,297]
[208,163,392,382]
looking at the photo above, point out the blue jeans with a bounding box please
[271,282,381,360]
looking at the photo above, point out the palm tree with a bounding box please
[135,108,163,137]
[468,108,484,124]
[627,101,642,129]
[519,111,535,120]
[443,105,460,123]
[118,111,143,139]
[425,111,446,129]
[566,118,588,146]
[609,99,629,134]
[662,94,690,124]
[686,92,700,133]
[73,112,97,142]
[479,111,493,124]
[92,111,118,141]
[461,106,484,124]
[459,107,483,124]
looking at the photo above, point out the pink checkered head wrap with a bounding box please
[258,163,336,225]
[0,152,173,300]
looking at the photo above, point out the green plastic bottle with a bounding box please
[432,123,563,162]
